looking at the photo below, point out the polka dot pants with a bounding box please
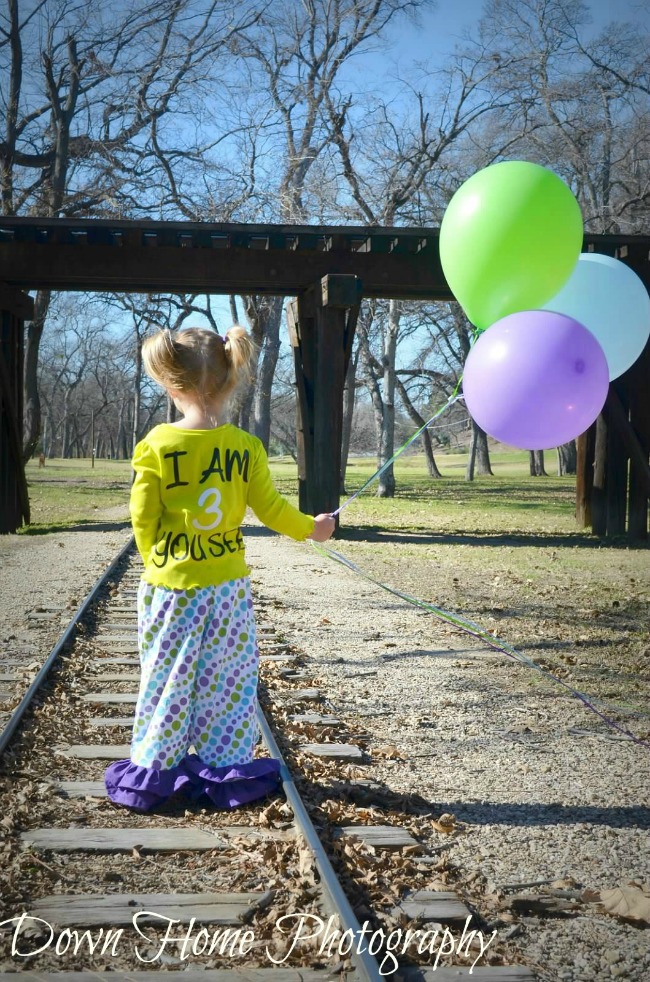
[131,578,259,771]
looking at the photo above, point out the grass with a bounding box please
[19,451,650,728]
[21,449,597,536]
[272,450,580,535]
[23,458,131,532]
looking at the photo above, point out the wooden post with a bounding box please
[0,285,34,533]
[575,426,596,527]
[591,412,608,537]
[626,341,650,541]
[287,275,362,521]
[605,387,629,537]
[286,297,309,512]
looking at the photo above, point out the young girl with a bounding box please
[105,326,335,812]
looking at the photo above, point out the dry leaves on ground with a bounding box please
[600,884,650,924]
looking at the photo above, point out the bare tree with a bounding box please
[394,373,443,478]
[557,441,577,475]
[0,0,262,459]
[529,451,547,477]
[473,0,650,232]
[323,46,510,493]
[407,302,493,479]
[220,0,433,447]
[38,295,134,458]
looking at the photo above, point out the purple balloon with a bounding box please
[462,310,609,450]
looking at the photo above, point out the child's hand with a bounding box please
[309,513,336,542]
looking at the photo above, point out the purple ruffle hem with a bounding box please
[104,754,281,813]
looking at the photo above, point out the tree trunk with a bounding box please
[61,388,71,458]
[340,346,359,494]
[22,289,51,462]
[475,425,493,475]
[132,331,143,454]
[466,423,477,482]
[557,440,577,475]
[529,450,547,476]
[378,300,399,497]
[253,297,283,450]
[466,421,492,480]
[394,373,442,478]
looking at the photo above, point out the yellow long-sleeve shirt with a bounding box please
[130,423,315,589]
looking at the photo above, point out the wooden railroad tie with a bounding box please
[88,672,141,682]
[20,826,293,853]
[96,645,139,654]
[87,716,135,728]
[82,693,138,704]
[290,712,341,726]
[391,889,472,923]
[339,825,419,850]
[398,968,537,980]
[282,688,322,704]
[56,780,112,797]
[301,743,364,761]
[56,744,131,759]
[93,656,139,665]
[25,890,274,928]
[20,828,232,852]
[0,971,343,981]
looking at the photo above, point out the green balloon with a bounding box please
[439,161,583,331]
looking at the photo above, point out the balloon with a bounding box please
[462,310,609,450]
[542,253,650,380]
[440,161,583,331]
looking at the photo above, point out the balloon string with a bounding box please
[332,391,463,517]
[310,542,650,749]
[322,367,646,747]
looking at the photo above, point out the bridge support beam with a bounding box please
[287,275,362,525]
[0,284,34,532]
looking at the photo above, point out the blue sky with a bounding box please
[200,0,650,331]
[393,0,649,60]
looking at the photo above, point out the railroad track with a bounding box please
[0,543,536,981]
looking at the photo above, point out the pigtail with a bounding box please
[222,326,257,393]
[141,324,257,405]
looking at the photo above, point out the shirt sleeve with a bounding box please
[129,439,163,562]
[247,440,315,541]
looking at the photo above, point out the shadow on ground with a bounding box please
[20,519,131,535]
[338,526,645,550]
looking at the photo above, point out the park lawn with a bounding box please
[22,457,131,531]
[20,452,650,734]
[272,449,579,535]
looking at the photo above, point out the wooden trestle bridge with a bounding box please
[0,217,648,539]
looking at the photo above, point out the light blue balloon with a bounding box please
[542,253,650,380]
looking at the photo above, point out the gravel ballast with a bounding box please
[1,517,648,981]
[245,529,650,982]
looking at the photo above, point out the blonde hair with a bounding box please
[142,326,256,403]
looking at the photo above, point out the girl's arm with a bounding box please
[130,440,163,561]
[247,441,316,540]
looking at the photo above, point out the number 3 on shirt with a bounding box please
[192,487,223,531]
